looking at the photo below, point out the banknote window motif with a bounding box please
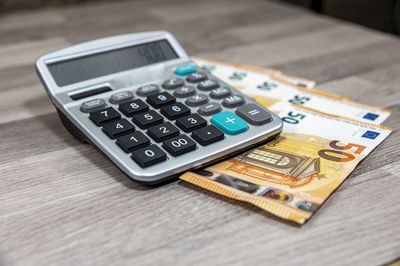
[232,148,320,187]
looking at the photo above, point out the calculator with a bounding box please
[35,31,283,185]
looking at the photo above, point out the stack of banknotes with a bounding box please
[180,57,393,225]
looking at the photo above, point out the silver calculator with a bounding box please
[36,31,283,185]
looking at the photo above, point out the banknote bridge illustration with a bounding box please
[230,147,321,187]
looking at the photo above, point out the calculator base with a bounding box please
[57,109,88,143]
[56,108,281,186]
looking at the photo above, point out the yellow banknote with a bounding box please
[180,105,392,224]
[193,57,390,124]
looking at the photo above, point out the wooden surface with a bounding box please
[0,0,399,265]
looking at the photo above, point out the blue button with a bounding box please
[211,111,248,135]
[175,64,197,76]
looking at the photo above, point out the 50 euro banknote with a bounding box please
[193,57,390,125]
[180,105,392,224]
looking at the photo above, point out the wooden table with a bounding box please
[1,0,399,265]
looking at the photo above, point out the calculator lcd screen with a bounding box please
[47,40,179,87]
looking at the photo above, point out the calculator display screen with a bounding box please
[47,40,179,87]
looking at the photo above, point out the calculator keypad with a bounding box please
[84,66,273,169]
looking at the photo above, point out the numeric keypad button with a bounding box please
[222,95,245,108]
[147,92,176,108]
[198,79,219,91]
[131,145,167,168]
[173,86,196,98]
[176,114,207,132]
[192,125,224,146]
[198,102,222,116]
[102,119,135,139]
[132,110,164,129]
[160,102,191,120]
[116,131,150,152]
[147,122,180,142]
[163,135,197,156]
[210,87,231,99]
[186,72,208,83]
[89,107,121,126]
[119,99,149,116]
[185,93,209,107]
[162,78,185,90]
[136,84,159,96]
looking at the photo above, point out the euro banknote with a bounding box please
[193,57,390,125]
[180,105,392,224]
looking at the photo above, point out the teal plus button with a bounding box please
[175,64,197,76]
[211,111,248,135]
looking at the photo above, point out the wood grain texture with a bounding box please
[0,0,399,265]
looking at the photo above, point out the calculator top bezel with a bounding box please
[35,31,190,108]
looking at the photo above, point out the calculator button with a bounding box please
[160,102,191,120]
[198,79,219,91]
[131,145,167,168]
[186,72,208,83]
[89,107,121,126]
[210,87,231,99]
[116,131,150,152]
[80,98,106,113]
[109,91,134,104]
[162,78,185,90]
[175,64,197,76]
[132,110,164,129]
[236,103,272,126]
[119,99,149,116]
[163,135,197,156]
[211,111,248,135]
[136,84,159,96]
[198,102,222,116]
[147,122,180,142]
[192,125,224,146]
[222,95,245,108]
[185,93,209,107]
[147,92,176,108]
[173,85,196,98]
[102,119,135,139]
[176,114,207,132]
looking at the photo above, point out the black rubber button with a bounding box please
[132,110,164,129]
[147,122,180,142]
[163,135,197,156]
[160,102,191,120]
[90,107,121,126]
[102,119,135,139]
[176,114,207,132]
[116,131,150,152]
[119,99,149,116]
[147,92,176,108]
[191,125,224,146]
[131,145,167,168]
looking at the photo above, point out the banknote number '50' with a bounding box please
[282,111,305,124]
[318,141,366,162]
